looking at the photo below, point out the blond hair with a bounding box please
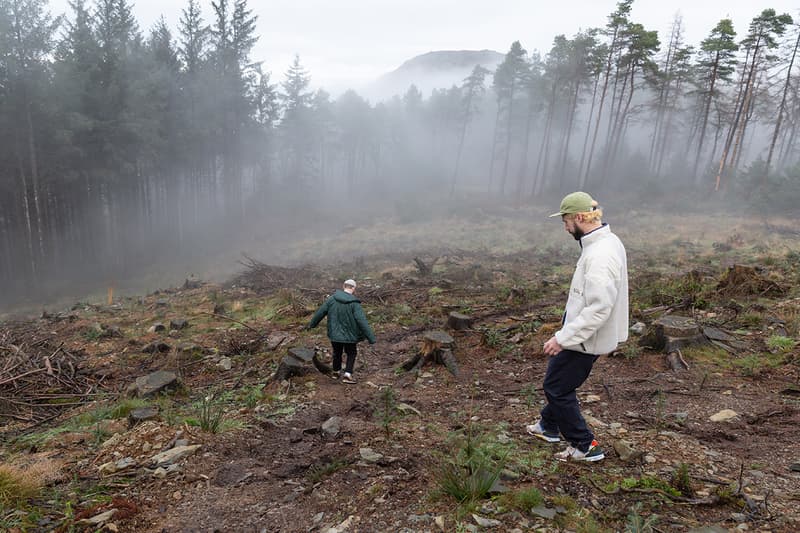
[565,200,603,223]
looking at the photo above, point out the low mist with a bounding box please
[1,0,799,313]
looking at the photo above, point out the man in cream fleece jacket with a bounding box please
[526,192,628,462]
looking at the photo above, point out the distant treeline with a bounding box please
[1,0,799,306]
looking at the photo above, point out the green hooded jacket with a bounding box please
[308,290,376,344]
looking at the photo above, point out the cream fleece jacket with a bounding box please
[554,224,629,355]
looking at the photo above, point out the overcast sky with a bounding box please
[48,0,799,94]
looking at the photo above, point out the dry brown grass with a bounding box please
[0,465,44,510]
[0,457,62,508]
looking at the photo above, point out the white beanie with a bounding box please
[344,279,357,288]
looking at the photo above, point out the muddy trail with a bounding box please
[1,215,800,533]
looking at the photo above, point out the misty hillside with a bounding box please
[363,49,504,101]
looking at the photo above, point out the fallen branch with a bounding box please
[200,311,261,333]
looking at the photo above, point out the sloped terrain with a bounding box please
[1,212,799,532]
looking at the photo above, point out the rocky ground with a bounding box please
[1,211,799,532]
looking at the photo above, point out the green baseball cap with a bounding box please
[549,191,596,217]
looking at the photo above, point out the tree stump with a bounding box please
[400,330,458,377]
[446,312,473,331]
[271,347,330,382]
[639,315,706,371]
[666,349,689,371]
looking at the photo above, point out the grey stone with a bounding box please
[183,275,202,289]
[127,371,178,398]
[150,444,201,466]
[170,318,189,330]
[322,416,342,437]
[115,457,136,470]
[407,514,431,524]
[359,448,384,462]
[500,468,520,481]
[472,514,501,528]
[217,357,232,371]
[128,406,159,426]
[530,506,556,519]
[709,409,738,422]
[174,439,189,448]
[672,412,689,423]
[613,439,641,462]
[77,510,117,526]
[141,341,171,353]
[488,477,508,494]
[630,322,646,335]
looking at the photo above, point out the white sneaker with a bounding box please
[525,421,561,443]
[342,372,356,384]
[555,440,605,462]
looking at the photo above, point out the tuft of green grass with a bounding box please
[75,398,150,426]
[767,335,796,353]
[306,458,348,483]
[733,352,786,377]
[499,486,543,512]
[194,393,227,433]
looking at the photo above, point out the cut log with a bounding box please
[446,312,473,331]
[271,347,331,382]
[437,348,459,377]
[399,330,458,377]
[413,257,437,276]
[422,330,454,354]
[639,315,707,353]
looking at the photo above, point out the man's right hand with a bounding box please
[543,336,562,356]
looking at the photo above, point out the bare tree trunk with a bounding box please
[765,29,800,182]
[532,87,556,197]
[715,45,758,191]
[515,97,536,199]
[577,73,600,188]
[451,91,476,196]
[557,81,581,182]
[583,28,619,186]
[602,63,633,182]
[487,100,503,193]
[692,53,719,182]
[15,140,36,276]
[25,105,45,263]
[499,79,518,195]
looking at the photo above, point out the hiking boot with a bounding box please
[342,372,357,384]
[555,440,605,462]
[525,421,561,443]
[330,370,340,380]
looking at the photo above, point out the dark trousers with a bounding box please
[331,342,357,374]
[539,349,599,452]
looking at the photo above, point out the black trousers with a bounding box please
[539,349,599,452]
[331,342,357,374]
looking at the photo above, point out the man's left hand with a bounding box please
[543,336,562,356]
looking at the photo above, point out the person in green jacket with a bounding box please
[308,279,376,384]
